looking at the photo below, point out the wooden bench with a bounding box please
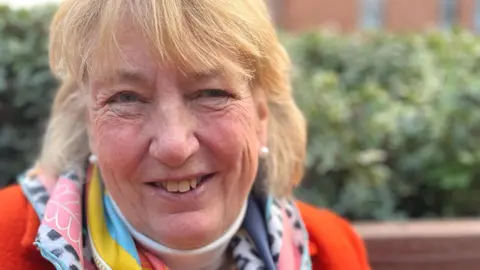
[355,219,480,270]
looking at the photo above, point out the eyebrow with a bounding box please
[112,69,150,84]
[189,69,223,81]
[92,68,151,87]
[98,68,228,87]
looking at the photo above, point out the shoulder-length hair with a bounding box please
[41,0,306,197]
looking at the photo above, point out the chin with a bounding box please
[151,211,223,250]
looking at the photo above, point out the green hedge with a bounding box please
[2,5,480,221]
[0,5,57,186]
[290,30,480,220]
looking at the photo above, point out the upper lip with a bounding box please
[145,172,213,183]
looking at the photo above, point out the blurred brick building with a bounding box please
[267,0,480,32]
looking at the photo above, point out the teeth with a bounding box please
[190,179,197,188]
[167,181,179,192]
[156,178,202,193]
[178,180,191,192]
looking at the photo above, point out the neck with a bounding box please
[110,197,248,270]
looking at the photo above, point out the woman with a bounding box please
[0,0,370,269]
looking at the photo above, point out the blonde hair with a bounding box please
[42,0,306,196]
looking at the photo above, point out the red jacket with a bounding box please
[0,184,370,270]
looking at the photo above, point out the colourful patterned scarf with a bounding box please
[19,165,312,270]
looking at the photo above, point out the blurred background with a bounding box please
[2,0,480,269]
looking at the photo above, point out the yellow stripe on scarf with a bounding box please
[87,165,144,270]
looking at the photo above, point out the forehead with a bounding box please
[92,68,232,89]
[86,20,247,85]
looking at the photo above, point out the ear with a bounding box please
[253,88,269,147]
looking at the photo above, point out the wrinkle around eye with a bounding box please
[106,101,148,120]
[192,97,235,113]
[194,101,247,125]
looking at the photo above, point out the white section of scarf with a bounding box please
[109,194,247,270]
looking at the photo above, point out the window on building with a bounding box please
[360,0,384,30]
[440,0,458,29]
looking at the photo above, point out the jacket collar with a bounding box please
[21,191,42,251]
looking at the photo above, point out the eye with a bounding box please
[196,89,233,99]
[108,92,141,104]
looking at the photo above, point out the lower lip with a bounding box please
[145,174,214,203]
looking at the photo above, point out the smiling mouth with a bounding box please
[147,174,214,194]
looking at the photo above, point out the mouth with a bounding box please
[147,173,214,194]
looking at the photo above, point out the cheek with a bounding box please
[197,103,260,175]
[91,112,148,177]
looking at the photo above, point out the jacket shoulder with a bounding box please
[0,184,30,234]
[296,201,371,270]
[0,184,52,269]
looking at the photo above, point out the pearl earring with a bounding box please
[260,146,269,157]
[88,154,98,164]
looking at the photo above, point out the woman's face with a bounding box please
[86,24,268,249]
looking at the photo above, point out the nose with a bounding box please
[148,100,199,168]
